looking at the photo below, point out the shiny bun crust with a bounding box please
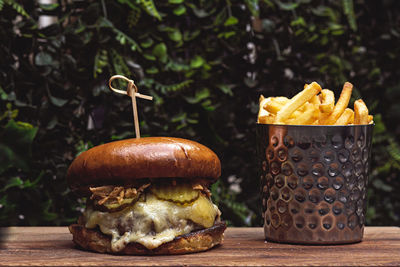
[67,137,221,193]
[69,222,226,255]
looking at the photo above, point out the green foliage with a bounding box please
[1,0,30,18]
[138,0,161,21]
[367,115,400,224]
[0,120,38,173]
[342,0,357,31]
[211,180,254,226]
[0,0,399,226]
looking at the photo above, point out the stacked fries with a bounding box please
[258,81,373,125]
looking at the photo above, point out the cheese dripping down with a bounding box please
[83,192,220,252]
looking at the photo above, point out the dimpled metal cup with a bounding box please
[256,124,373,244]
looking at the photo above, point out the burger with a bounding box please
[67,137,226,255]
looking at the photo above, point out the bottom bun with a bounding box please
[69,222,227,255]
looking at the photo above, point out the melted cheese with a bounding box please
[83,193,220,252]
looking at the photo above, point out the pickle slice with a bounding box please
[151,183,200,204]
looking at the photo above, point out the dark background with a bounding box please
[0,0,399,226]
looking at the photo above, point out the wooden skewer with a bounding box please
[108,75,153,138]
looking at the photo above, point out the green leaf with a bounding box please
[290,17,306,27]
[155,80,193,93]
[217,31,236,39]
[171,112,186,123]
[46,116,58,130]
[168,29,182,42]
[39,3,59,11]
[187,118,198,124]
[143,53,156,61]
[109,49,131,79]
[190,55,205,68]
[0,86,7,100]
[173,5,186,16]
[7,0,30,18]
[368,67,381,79]
[165,60,190,72]
[139,0,162,21]
[201,99,215,111]
[213,8,228,26]
[184,88,210,104]
[2,177,23,192]
[0,120,38,173]
[49,95,68,107]
[99,18,142,52]
[308,33,319,42]
[23,171,44,188]
[140,38,154,48]
[331,30,344,35]
[244,0,259,17]
[145,67,159,74]
[117,0,136,9]
[224,16,238,26]
[217,84,234,96]
[93,49,108,78]
[187,3,216,18]
[152,43,168,63]
[342,0,357,31]
[35,52,53,66]
[183,29,201,41]
[0,103,18,121]
[275,1,299,11]
[196,88,210,100]
[168,0,183,3]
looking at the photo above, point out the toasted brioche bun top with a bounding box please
[67,137,221,194]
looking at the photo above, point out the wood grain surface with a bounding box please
[0,227,399,266]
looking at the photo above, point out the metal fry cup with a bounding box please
[257,124,374,244]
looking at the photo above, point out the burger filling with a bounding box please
[82,182,221,252]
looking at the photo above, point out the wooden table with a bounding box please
[1,227,399,266]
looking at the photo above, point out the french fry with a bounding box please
[257,81,372,126]
[263,97,289,113]
[309,100,321,122]
[321,82,353,125]
[317,112,329,124]
[310,95,321,105]
[257,95,271,123]
[354,99,369,125]
[368,115,374,124]
[264,100,284,114]
[264,97,305,118]
[258,114,276,124]
[286,103,319,125]
[319,89,335,113]
[273,97,289,104]
[275,82,322,123]
[334,108,354,125]
[264,101,302,119]
[349,113,355,124]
